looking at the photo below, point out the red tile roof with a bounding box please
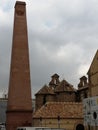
[33,102,83,119]
[35,85,55,95]
[55,80,76,92]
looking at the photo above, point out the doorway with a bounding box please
[76,124,84,130]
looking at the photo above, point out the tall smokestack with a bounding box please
[6,1,32,130]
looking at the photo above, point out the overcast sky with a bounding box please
[0,0,98,98]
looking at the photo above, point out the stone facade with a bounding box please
[33,102,85,130]
[87,50,98,96]
[33,117,84,130]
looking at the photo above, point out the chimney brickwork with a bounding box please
[6,1,32,130]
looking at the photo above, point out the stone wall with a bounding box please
[33,118,84,130]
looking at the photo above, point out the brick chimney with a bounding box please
[6,1,32,130]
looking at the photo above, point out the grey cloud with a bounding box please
[0,0,98,97]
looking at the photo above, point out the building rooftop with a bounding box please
[35,85,55,95]
[55,79,76,92]
[33,102,83,119]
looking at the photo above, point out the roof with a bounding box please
[80,76,87,80]
[51,74,59,78]
[35,85,54,95]
[33,102,83,119]
[16,1,26,6]
[55,79,76,92]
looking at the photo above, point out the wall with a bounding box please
[33,118,84,130]
[56,92,76,102]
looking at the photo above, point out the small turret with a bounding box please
[49,73,60,90]
[78,76,87,88]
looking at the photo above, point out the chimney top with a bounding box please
[15,1,26,7]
